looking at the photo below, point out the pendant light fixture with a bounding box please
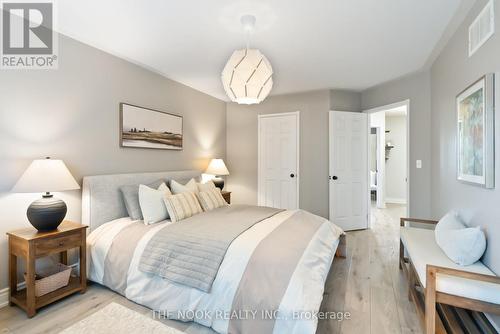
[221,15,273,104]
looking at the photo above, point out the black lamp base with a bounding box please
[212,177,224,190]
[27,194,67,231]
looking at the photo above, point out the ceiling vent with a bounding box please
[469,0,495,57]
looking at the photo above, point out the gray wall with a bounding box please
[361,71,432,218]
[226,90,330,217]
[430,0,500,276]
[330,90,362,111]
[226,89,361,218]
[0,34,226,289]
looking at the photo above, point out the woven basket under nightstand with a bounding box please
[24,263,72,297]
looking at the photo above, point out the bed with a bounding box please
[82,170,345,334]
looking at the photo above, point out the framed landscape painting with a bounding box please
[456,74,494,188]
[120,103,183,150]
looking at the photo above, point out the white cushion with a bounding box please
[401,226,500,305]
[138,183,172,225]
[435,211,486,266]
[170,178,199,194]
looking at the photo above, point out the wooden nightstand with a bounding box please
[221,190,231,204]
[7,221,88,317]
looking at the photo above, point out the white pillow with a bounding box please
[197,180,216,192]
[170,178,198,194]
[138,183,172,225]
[435,211,486,266]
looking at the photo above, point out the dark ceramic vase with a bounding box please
[212,177,224,190]
[27,194,67,231]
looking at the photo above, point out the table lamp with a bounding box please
[205,158,229,190]
[11,157,80,231]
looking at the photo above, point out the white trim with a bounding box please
[385,197,407,205]
[364,100,409,115]
[257,111,300,209]
[366,114,372,228]
[374,126,386,209]
[367,118,372,228]
[0,287,8,308]
[257,111,300,118]
[364,99,410,218]
[0,281,27,309]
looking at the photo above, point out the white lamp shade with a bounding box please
[12,159,80,193]
[221,48,273,104]
[205,159,229,176]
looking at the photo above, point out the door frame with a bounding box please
[329,110,370,230]
[363,99,410,219]
[257,111,300,208]
[369,126,385,214]
[371,123,386,210]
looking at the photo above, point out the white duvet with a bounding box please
[87,210,341,334]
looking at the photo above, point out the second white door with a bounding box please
[329,111,369,231]
[258,112,299,209]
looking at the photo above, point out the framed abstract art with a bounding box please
[456,74,495,188]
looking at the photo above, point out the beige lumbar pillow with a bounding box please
[197,188,228,212]
[138,183,172,225]
[170,178,199,194]
[163,192,203,223]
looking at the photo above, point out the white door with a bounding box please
[329,111,369,231]
[258,112,299,209]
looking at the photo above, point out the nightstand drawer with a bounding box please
[35,233,81,257]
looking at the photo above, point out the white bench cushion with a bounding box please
[401,226,500,305]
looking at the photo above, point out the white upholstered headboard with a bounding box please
[82,170,201,231]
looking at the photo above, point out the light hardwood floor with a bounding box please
[318,203,422,334]
[0,204,422,334]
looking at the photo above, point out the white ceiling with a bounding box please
[57,0,464,101]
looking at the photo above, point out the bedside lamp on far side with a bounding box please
[11,157,80,231]
[205,158,229,190]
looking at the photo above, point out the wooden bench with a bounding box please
[399,217,500,333]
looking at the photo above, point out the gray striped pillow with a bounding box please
[197,188,228,212]
[163,192,203,223]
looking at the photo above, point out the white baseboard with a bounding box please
[0,287,8,308]
[385,197,407,204]
[0,282,27,309]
